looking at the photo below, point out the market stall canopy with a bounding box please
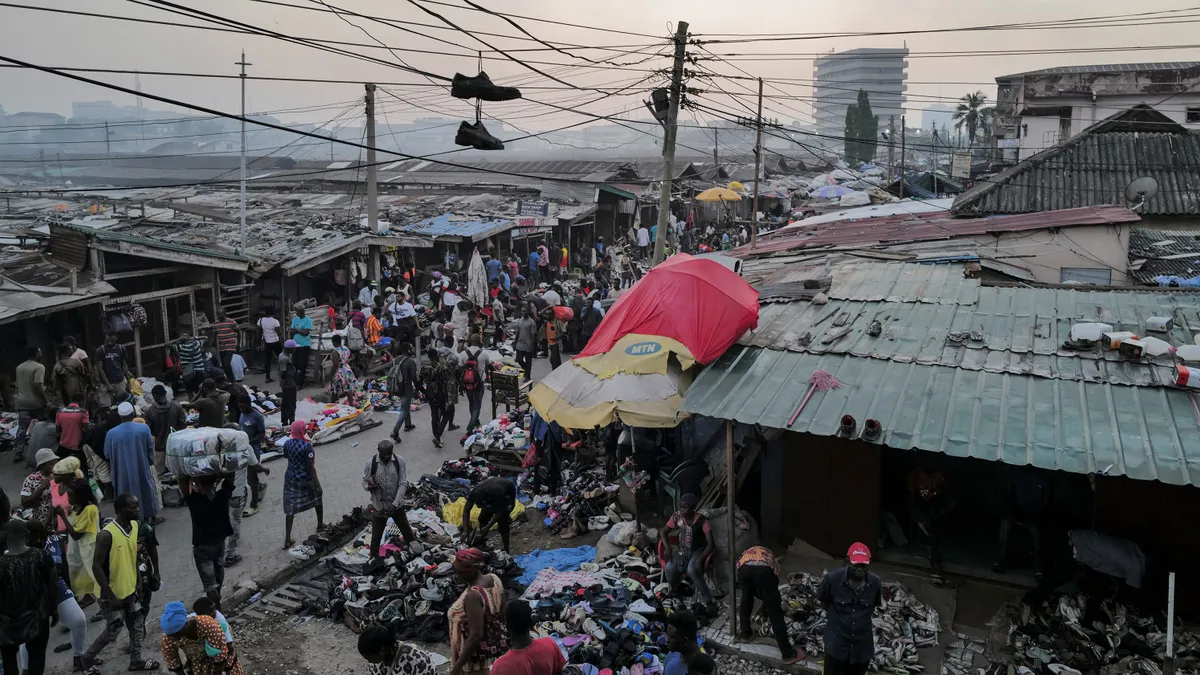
[694,187,742,202]
[574,334,694,378]
[577,253,759,367]
[529,358,690,429]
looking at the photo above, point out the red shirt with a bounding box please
[490,638,565,675]
[56,405,90,451]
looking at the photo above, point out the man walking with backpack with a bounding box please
[422,347,457,449]
[457,334,490,433]
[362,440,414,563]
[388,344,418,442]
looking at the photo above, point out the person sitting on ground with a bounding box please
[662,493,715,614]
[460,477,516,552]
[357,624,437,675]
[448,548,507,675]
[490,600,564,675]
[160,600,243,675]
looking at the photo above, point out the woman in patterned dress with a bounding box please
[327,334,358,403]
[447,548,507,675]
[281,420,324,549]
[160,601,244,675]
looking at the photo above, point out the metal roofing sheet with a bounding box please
[740,265,1200,387]
[1002,62,1200,78]
[740,205,1140,257]
[681,346,1200,486]
[398,212,514,241]
[1128,227,1200,283]
[953,127,1200,216]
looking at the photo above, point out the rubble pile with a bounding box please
[996,595,1200,675]
[764,573,939,674]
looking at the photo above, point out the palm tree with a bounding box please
[953,91,988,147]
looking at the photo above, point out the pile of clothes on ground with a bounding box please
[994,595,1200,675]
[462,411,530,451]
[520,545,694,671]
[767,572,939,674]
[521,460,628,539]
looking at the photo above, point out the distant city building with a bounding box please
[990,62,1200,165]
[812,47,909,148]
[920,103,955,131]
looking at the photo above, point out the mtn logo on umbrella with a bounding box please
[625,341,663,356]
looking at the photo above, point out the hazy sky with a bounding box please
[4,0,1200,132]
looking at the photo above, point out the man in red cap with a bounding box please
[816,542,882,675]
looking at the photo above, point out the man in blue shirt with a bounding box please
[651,223,658,243]
[664,611,700,675]
[289,306,313,388]
[527,249,540,284]
[485,255,502,283]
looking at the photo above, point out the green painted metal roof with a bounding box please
[681,345,1200,486]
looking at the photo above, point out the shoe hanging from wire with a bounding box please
[452,52,518,151]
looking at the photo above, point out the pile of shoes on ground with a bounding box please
[287,508,369,561]
[330,540,522,640]
[765,573,939,674]
[523,460,626,538]
[524,549,691,671]
[992,595,1200,675]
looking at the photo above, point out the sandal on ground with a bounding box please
[283,538,296,549]
[243,506,259,517]
[128,658,160,671]
[54,641,73,653]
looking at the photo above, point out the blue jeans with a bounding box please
[666,550,712,603]
[466,388,484,432]
[391,396,413,434]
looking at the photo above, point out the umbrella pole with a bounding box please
[630,428,640,531]
[725,420,737,638]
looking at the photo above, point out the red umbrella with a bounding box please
[578,253,759,365]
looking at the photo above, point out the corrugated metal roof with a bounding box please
[681,346,1200,486]
[739,263,1200,387]
[1128,227,1200,283]
[398,212,514,242]
[953,107,1200,216]
[739,205,1140,257]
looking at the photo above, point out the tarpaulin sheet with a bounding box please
[515,545,598,585]
[577,253,758,365]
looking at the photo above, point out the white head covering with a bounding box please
[117,401,135,416]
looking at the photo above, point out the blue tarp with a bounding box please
[515,545,597,585]
[1154,274,1200,287]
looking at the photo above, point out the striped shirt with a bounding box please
[175,338,207,373]
[212,319,239,352]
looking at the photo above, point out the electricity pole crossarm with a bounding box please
[651,20,689,267]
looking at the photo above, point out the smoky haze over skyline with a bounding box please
[3,0,1200,132]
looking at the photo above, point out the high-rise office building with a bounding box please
[812,47,908,148]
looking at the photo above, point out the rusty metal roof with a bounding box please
[681,346,1200,486]
[736,205,1140,258]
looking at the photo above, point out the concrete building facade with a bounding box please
[989,62,1200,165]
[812,47,909,148]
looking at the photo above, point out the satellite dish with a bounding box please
[1124,176,1159,210]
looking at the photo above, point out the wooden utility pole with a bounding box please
[365,83,379,234]
[899,114,906,199]
[712,129,719,179]
[652,20,689,266]
[750,77,763,249]
[237,50,251,254]
[886,115,896,181]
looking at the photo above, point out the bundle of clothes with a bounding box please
[462,411,530,450]
[770,572,940,674]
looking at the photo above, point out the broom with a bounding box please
[787,369,842,427]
